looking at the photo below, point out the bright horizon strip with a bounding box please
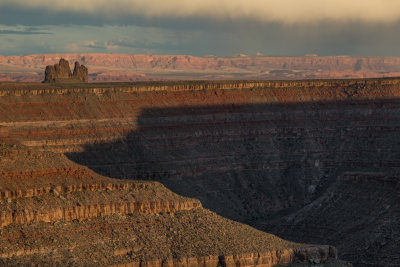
[1,0,400,23]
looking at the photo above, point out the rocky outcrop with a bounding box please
[44,58,72,82]
[43,58,88,83]
[73,61,88,82]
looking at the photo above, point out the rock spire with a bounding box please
[43,58,88,83]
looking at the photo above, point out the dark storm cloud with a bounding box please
[138,20,400,57]
[0,5,220,30]
[238,20,400,57]
[1,1,400,56]
[3,0,400,23]
[0,6,109,26]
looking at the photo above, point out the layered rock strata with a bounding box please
[0,144,338,266]
[2,78,399,265]
[0,126,8,138]
[0,144,201,228]
[1,78,400,96]
[73,61,89,82]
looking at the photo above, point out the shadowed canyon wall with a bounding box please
[1,78,400,265]
[67,99,400,221]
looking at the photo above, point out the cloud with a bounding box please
[0,26,51,35]
[1,0,400,24]
[0,30,51,35]
[82,40,119,50]
[64,43,80,52]
[1,8,400,57]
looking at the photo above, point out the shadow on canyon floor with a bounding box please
[67,99,400,266]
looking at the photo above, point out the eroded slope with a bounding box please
[0,144,337,266]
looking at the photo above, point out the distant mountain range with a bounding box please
[1,53,400,82]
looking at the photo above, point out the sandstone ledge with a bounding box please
[0,199,201,228]
[0,167,155,200]
[0,242,338,267]
[113,245,337,267]
[0,180,154,201]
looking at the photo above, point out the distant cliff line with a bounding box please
[2,53,400,71]
[1,53,400,82]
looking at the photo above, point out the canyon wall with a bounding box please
[2,78,400,265]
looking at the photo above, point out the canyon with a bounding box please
[1,53,400,82]
[2,78,400,265]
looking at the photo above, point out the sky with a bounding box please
[1,0,400,57]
